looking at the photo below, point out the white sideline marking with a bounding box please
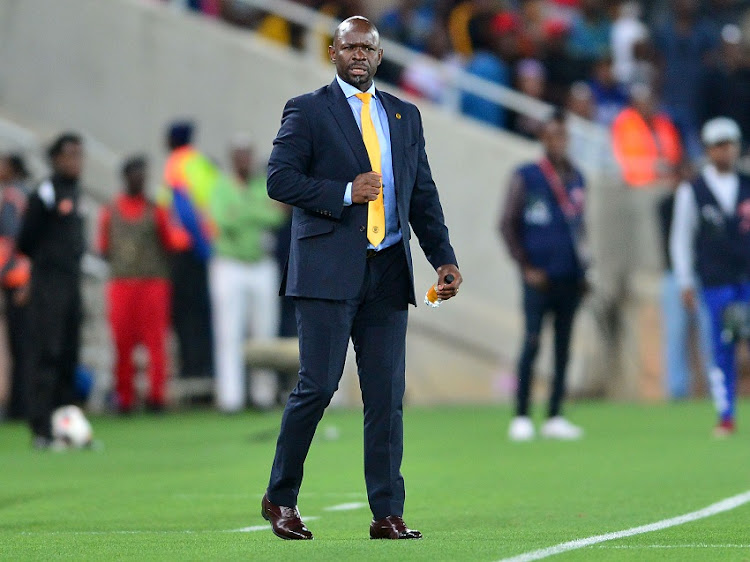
[173,492,362,500]
[498,490,750,562]
[18,499,355,537]
[229,525,273,533]
[323,502,368,512]
[229,516,320,533]
[597,544,750,549]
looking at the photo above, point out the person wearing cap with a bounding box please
[670,117,750,437]
[99,157,179,413]
[158,121,218,382]
[209,135,284,412]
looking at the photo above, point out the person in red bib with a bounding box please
[98,156,177,413]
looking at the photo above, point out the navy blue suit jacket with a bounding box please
[267,79,458,305]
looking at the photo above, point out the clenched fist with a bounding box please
[352,172,382,204]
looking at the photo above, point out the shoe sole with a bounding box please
[370,534,423,540]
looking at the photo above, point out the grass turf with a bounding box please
[1,400,749,561]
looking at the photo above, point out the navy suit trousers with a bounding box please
[268,244,410,520]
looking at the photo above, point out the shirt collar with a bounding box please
[704,163,737,182]
[336,75,376,100]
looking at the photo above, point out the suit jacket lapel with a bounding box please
[327,80,371,172]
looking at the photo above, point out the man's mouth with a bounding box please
[349,66,368,75]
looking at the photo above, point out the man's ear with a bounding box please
[328,45,336,63]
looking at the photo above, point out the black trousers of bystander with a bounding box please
[516,279,582,418]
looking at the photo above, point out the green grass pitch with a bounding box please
[2,400,749,561]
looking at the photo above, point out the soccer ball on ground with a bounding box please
[52,405,93,448]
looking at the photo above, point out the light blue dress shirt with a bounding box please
[336,75,402,251]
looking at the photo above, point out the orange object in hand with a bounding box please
[424,274,454,308]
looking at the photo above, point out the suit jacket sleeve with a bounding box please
[408,108,458,270]
[267,98,348,219]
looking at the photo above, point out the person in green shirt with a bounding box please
[210,134,284,412]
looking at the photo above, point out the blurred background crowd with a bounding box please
[163,0,750,158]
[2,0,750,429]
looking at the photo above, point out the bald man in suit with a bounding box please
[261,16,462,541]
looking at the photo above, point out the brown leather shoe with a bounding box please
[261,494,313,540]
[370,516,423,539]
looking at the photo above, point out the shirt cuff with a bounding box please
[344,182,353,206]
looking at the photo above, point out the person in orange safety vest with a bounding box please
[612,83,684,188]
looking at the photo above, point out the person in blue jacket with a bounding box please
[500,111,588,442]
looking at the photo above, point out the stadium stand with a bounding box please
[0,0,689,405]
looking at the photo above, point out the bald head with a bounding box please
[329,16,383,92]
[333,16,380,46]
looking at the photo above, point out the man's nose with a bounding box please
[352,47,366,59]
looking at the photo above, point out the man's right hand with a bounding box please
[523,266,548,290]
[351,172,382,204]
[681,288,697,312]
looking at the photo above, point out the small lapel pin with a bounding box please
[395,113,401,120]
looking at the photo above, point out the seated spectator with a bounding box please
[612,83,683,188]
[566,0,611,66]
[701,0,750,28]
[588,56,628,126]
[217,1,264,29]
[547,0,582,22]
[447,0,476,57]
[256,14,297,47]
[400,25,462,105]
[516,0,550,58]
[611,1,649,86]
[566,82,600,165]
[652,0,720,159]
[541,19,588,106]
[378,0,438,84]
[629,35,658,88]
[378,0,436,52]
[509,58,547,139]
[566,81,596,121]
[699,24,750,154]
[460,12,519,129]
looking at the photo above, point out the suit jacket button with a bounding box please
[360,225,366,232]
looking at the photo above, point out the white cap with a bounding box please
[721,24,742,45]
[702,117,742,146]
